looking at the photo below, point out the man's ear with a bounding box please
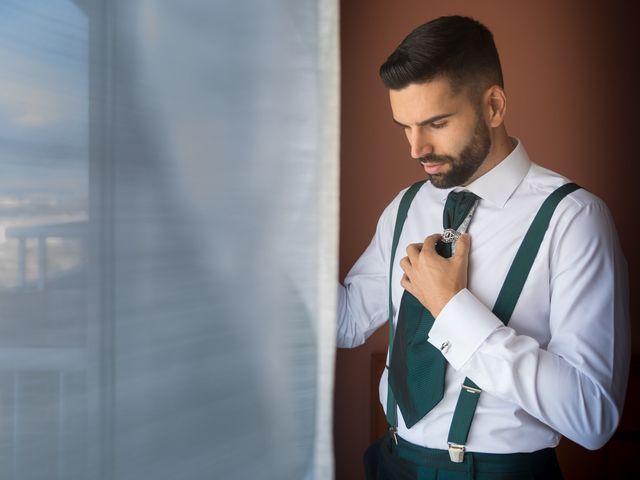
[483,85,507,128]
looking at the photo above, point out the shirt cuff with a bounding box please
[427,288,502,370]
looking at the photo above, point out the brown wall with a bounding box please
[335,1,640,478]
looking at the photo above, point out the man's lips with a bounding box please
[422,162,445,175]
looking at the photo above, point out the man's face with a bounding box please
[389,77,491,188]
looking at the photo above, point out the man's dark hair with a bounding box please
[379,16,504,95]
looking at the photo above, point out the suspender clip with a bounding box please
[461,384,481,394]
[389,427,398,445]
[448,442,465,463]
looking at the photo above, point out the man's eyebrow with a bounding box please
[392,113,454,128]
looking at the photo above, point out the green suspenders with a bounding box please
[386,180,427,432]
[386,181,580,461]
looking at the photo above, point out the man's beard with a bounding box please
[420,117,491,189]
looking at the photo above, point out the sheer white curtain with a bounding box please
[0,0,339,478]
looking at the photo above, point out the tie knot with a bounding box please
[443,190,479,230]
[448,190,478,203]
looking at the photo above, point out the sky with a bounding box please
[0,0,88,287]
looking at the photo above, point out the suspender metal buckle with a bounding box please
[461,384,482,394]
[389,426,398,445]
[448,442,465,463]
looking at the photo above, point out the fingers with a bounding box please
[420,233,442,259]
[422,233,442,250]
[403,234,442,271]
[401,232,467,277]
[453,233,471,259]
[399,255,411,273]
[400,273,410,290]
[405,242,422,258]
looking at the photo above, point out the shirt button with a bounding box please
[440,341,451,354]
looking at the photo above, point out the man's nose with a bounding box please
[409,130,434,159]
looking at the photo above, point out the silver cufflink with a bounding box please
[440,340,451,353]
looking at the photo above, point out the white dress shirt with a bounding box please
[337,139,630,453]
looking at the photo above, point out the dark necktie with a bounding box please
[388,190,479,428]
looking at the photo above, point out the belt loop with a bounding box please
[466,452,474,480]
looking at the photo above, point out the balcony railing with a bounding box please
[5,221,88,290]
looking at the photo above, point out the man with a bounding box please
[336,15,629,479]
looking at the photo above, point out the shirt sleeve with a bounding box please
[336,194,400,348]
[427,197,630,450]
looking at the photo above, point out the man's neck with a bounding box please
[463,126,514,186]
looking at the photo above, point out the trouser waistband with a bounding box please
[391,433,557,472]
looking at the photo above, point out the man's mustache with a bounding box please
[418,154,454,164]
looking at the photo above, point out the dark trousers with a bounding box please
[364,433,564,480]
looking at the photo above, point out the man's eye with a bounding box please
[431,121,447,129]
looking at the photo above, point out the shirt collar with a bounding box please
[438,138,531,208]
